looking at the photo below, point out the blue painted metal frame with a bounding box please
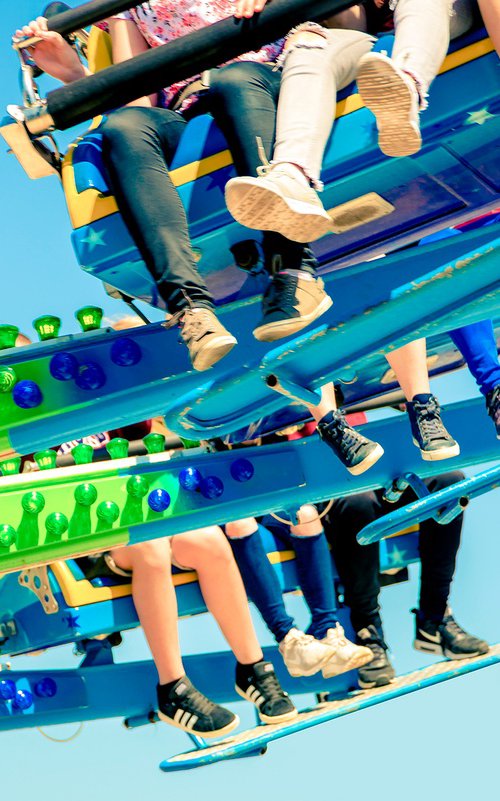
[357,464,500,545]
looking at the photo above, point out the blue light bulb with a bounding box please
[230,458,254,483]
[75,362,106,391]
[178,467,202,492]
[34,677,57,698]
[49,352,79,381]
[147,488,171,512]
[200,476,224,500]
[0,679,16,701]
[110,337,142,367]
[12,380,43,409]
[13,689,33,710]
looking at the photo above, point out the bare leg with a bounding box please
[111,539,183,684]
[479,0,500,55]
[305,382,337,422]
[385,339,431,400]
[173,526,264,665]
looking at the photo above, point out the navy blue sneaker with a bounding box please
[413,609,489,660]
[406,394,460,461]
[157,676,238,737]
[317,411,384,475]
[253,272,332,342]
[235,661,297,724]
[356,624,396,689]
[486,386,500,439]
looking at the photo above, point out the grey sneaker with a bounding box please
[279,628,335,677]
[357,51,422,158]
[253,273,333,342]
[320,623,373,679]
[225,164,332,243]
[180,308,237,371]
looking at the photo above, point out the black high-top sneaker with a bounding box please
[406,394,460,461]
[486,386,500,438]
[317,411,384,475]
[235,661,297,724]
[157,676,238,737]
[413,608,489,660]
[356,624,396,689]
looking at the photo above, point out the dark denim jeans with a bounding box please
[208,61,318,276]
[326,472,465,631]
[101,106,214,314]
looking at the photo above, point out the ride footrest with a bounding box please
[160,644,500,771]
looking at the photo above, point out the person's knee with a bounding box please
[125,538,171,571]
[292,504,322,537]
[178,526,234,566]
[209,62,265,98]
[225,518,257,539]
[102,108,147,144]
[286,25,328,51]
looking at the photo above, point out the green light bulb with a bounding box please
[72,443,94,465]
[0,366,17,393]
[75,306,103,332]
[0,524,16,548]
[179,436,201,450]
[96,501,120,531]
[106,438,129,460]
[126,475,149,498]
[0,325,19,350]
[74,483,98,507]
[32,315,61,342]
[21,491,45,515]
[0,457,21,476]
[45,511,69,543]
[34,450,57,471]
[143,432,166,454]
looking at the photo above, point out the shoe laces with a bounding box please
[411,396,449,442]
[357,626,388,658]
[327,622,348,647]
[263,273,297,314]
[182,686,219,717]
[180,308,215,342]
[320,414,368,458]
[440,613,465,638]
[255,668,284,701]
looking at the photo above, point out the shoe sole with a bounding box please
[234,685,298,724]
[192,335,237,372]
[322,646,374,679]
[157,709,240,738]
[357,54,422,158]
[358,674,395,690]
[412,439,461,462]
[225,179,333,244]
[346,442,385,476]
[413,639,490,660]
[253,293,333,343]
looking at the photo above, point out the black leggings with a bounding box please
[325,472,465,631]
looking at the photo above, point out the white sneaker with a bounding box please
[356,51,422,158]
[279,628,335,677]
[321,623,374,679]
[225,164,332,243]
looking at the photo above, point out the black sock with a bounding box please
[157,675,185,701]
[235,660,264,685]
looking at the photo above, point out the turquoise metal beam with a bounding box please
[357,463,500,545]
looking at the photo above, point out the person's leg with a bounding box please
[173,524,296,723]
[226,516,335,676]
[357,0,474,156]
[289,503,373,677]
[110,538,239,737]
[101,106,236,371]
[219,28,374,243]
[385,339,460,460]
[411,472,489,658]
[304,382,384,475]
[450,321,500,437]
[208,61,332,342]
[326,493,395,687]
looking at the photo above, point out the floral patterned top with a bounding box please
[97,1,284,110]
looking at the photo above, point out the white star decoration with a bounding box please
[388,545,408,568]
[465,108,496,126]
[81,229,106,251]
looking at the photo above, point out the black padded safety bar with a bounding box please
[45,0,359,130]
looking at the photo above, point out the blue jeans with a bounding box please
[228,518,339,642]
[449,321,500,396]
